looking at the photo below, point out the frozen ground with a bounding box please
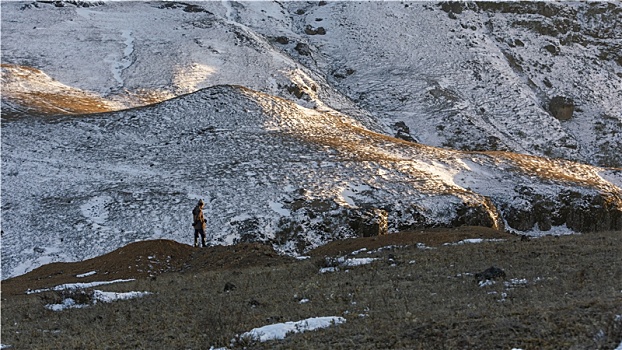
[1,1,622,279]
[2,84,620,279]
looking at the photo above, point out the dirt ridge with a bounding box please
[1,227,513,297]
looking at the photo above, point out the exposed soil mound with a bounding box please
[1,239,294,296]
[1,227,514,296]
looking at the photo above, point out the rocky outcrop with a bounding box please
[452,199,503,230]
[502,188,622,233]
[549,96,574,121]
[304,25,326,35]
[274,36,289,45]
[392,121,417,143]
[348,208,388,237]
[295,43,311,56]
[258,179,621,254]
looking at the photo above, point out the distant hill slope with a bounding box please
[1,1,620,166]
[2,84,621,279]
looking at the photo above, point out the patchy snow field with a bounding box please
[1,1,621,279]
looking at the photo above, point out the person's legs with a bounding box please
[194,229,200,247]
[200,229,207,247]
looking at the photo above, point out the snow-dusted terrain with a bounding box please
[1,1,621,279]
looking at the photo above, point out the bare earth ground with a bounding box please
[1,227,511,296]
[1,227,621,349]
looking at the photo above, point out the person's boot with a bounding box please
[194,238,198,247]
[201,239,207,248]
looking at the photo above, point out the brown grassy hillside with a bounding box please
[2,227,621,349]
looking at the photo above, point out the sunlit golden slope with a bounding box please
[0,64,175,118]
[1,64,124,116]
[245,88,622,222]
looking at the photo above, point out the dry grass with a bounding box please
[6,91,117,115]
[489,151,622,204]
[247,88,622,216]
[1,64,173,118]
[2,229,621,349]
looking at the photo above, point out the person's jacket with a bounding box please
[192,205,207,230]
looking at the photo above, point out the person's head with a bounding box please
[198,199,204,207]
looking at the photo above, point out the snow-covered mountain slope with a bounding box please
[2,1,620,165]
[1,1,622,279]
[276,1,622,167]
[2,85,621,278]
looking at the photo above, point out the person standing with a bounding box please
[192,199,207,247]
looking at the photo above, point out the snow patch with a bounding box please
[521,224,576,237]
[76,271,97,278]
[319,267,338,274]
[335,183,372,208]
[319,256,377,273]
[27,279,135,294]
[45,290,151,311]
[104,29,134,87]
[92,290,151,303]
[444,238,506,246]
[80,195,113,225]
[239,316,346,343]
[268,201,290,216]
[10,246,67,277]
[341,257,377,267]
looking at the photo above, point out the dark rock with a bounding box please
[183,4,207,13]
[393,121,410,134]
[386,254,400,265]
[486,136,502,150]
[231,217,264,243]
[275,36,289,45]
[452,200,500,229]
[158,2,212,14]
[20,3,39,10]
[63,0,105,7]
[348,208,388,237]
[392,122,417,142]
[318,1,328,6]
[395,131,416,142]
[559,192,622,232]
[504,188,622,233]
[505,206,536,231]
[549,96,574,120]
[296,9,305,15]
[544,44,559,55]
[224,282,236,292]
[295,42,311,56]
[332,67,355,79]
[475,266,506,281]
[286,84,306,99]
[440,2,464,14]
[476,2,561,17]
[305,25,326,35]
